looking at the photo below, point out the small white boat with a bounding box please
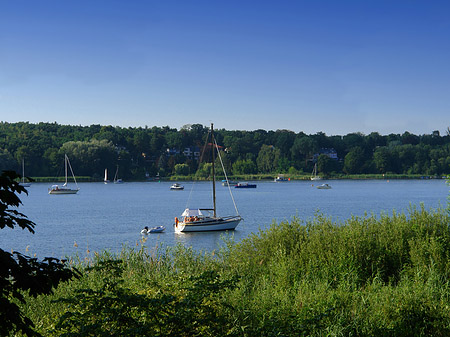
[316,183,331,189]
[221,179,238,186]
[170,183,184,190]
[274,175,289,182]
[149,226,165,233]
[141,226,165,234]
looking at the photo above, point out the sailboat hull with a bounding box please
[175,216,242,232]
[48,188,79,195]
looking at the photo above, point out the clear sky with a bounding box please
[1,1,449,136]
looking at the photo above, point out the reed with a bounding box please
[17,205,450,336]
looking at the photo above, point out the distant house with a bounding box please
[183,146,201,160]
[313,148,339,162]
[166,148,180,156]
[115,145,128,154]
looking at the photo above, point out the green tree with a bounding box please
[373,147,391,173]
[0,149,17,172]
[196,163,212,178]
[214,150,233,174]
[291,136,317,164]
[232,159,257,175]
[174,163,190,176]
[277,156,290,173]
[274,130,296,157]
[343,147,366,174]
[60,139,116,177]
[257,145,280,173]
[317,154,334,175]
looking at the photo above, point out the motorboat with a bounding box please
[221,179,238,186]
[170,183,184,190]
[235,182,257,188]
[174,123,242,232]
[274,175,289,182]
[316,183,331,189]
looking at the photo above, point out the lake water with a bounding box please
[1,179,448,259]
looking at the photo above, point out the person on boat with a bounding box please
[141,226,149,234]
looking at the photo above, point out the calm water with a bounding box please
[1,179,448,259]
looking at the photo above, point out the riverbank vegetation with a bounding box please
[1,122,450,181]
[11,204,450,336]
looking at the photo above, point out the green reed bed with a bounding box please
[17,206,450,336]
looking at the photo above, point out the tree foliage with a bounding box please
[0,122,450,178]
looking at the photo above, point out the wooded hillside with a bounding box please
[1,122,449,179]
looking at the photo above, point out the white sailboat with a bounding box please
[113,165,123,184]
[174,123,242,232]
[48,154,80,194]
[104,168,110,184]
[310,163,322,181]
[19,158,31,187]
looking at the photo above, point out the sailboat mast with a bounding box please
[211,123,216,217]
[65,154,68,185]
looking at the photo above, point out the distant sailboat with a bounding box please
[113,165,123,184]
[48,154,80,194]
[19,158,31,187]
[104,168,110,184]
[311,163,322,181]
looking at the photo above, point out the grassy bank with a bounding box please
[17,205,450,336]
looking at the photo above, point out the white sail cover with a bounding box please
[181,208,204,217]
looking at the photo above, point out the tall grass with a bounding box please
[17,205,450,336]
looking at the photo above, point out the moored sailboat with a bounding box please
[113,165,123,184]
[19,158,31,187]
[48,154,79,194]
[104,168,110,184]
[311,163,322,181]
[174,123,242,232]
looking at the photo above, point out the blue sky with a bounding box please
[1,1,449,136]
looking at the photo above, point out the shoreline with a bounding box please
[25,174,449,183]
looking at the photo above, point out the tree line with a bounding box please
[0,121,449,179]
